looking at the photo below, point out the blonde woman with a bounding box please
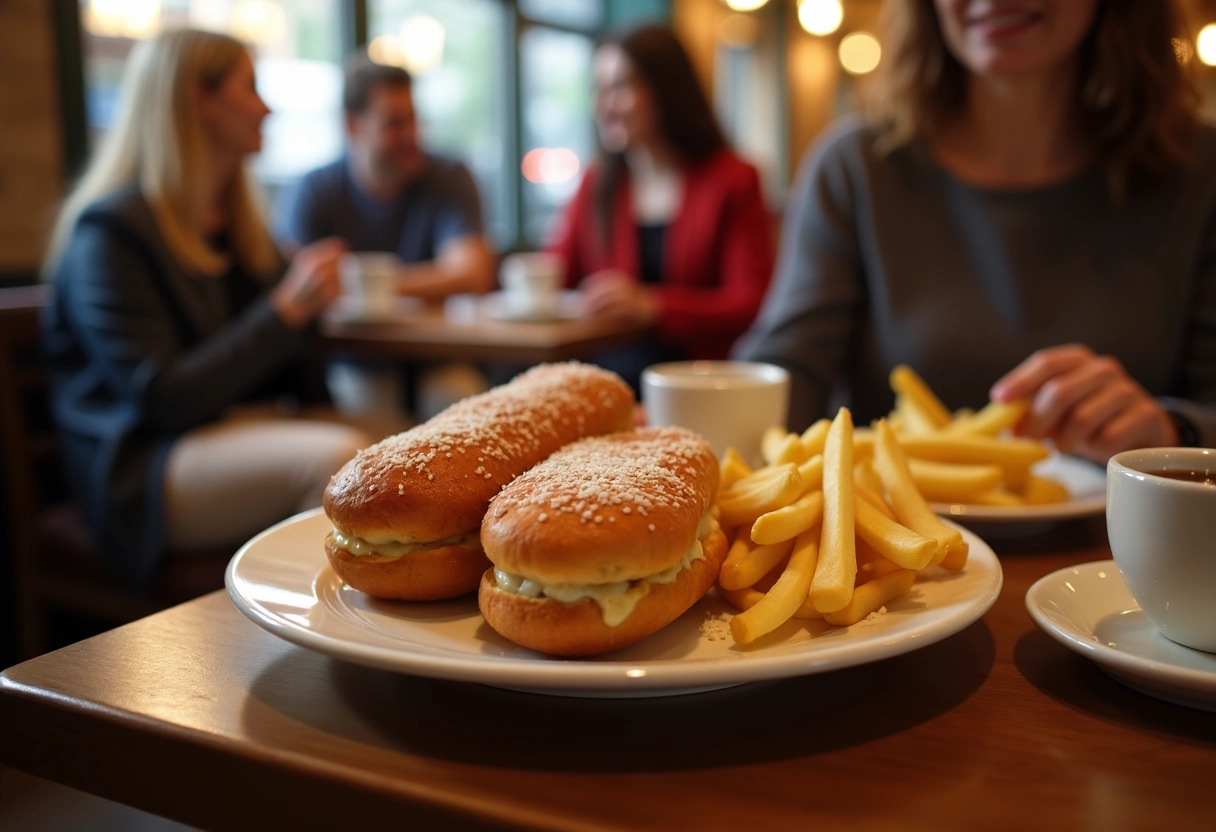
[43,29,370,588]
[735,0,1216,462]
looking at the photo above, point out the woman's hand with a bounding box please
[577,269,660,325]
[271,237,347,329]
[990,344,1177,463]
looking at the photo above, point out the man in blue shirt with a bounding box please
[278,57,495,419]
[279,57,493,298]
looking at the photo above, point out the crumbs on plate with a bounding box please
[859,606,888,625]
[700,610,733,642]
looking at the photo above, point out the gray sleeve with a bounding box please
[61,218,308,433]
[432,164,485,249]
[1161,202,1216,445]
[732,131,866,430]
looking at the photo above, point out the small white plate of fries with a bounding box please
[1026,561,1216,712]
[879,365,1106,523]
[929,454,1106,522]
[228,506,1002,697]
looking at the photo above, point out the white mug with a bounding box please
[1106,447,1216,653]
[339,252,399,318]
[641,360,789,466]
[500,252,562,316]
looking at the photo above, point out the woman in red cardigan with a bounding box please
[548,24,775,391]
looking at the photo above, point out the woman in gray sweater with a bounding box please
[734,0,1216,462]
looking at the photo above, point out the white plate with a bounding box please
[1026,560,1216,711]
[480,290,581,323]
[226,509,1003,697]
[931,454,1106,523]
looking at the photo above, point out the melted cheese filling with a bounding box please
[492,512,714,627]
[331,528,481,561]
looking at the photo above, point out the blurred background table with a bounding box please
[3,520,1215,831]
[321,293,655,364]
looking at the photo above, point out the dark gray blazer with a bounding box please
[43,186,329,589]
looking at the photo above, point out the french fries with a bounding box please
[883,366,1066,507]
[890,365,952,429]
[714,407,967,646]
[809,408,856,614]
[873,420,968,569]
[711,364,1063,647]
[730,528,821,643]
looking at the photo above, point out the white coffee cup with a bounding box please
[641,360,789,465]
[339,252,399,319]
[1106,447,1216,653]
[500,252,563,317]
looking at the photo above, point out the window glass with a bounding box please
[518,25,595,245]
[368,0,510,244]
[519,0,602,31]
[79,0,343,192]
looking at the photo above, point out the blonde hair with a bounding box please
[866,0,1200,199]
[45,28,279,278]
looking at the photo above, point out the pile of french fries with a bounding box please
[714,407,969,646]
[886,365,1067,506]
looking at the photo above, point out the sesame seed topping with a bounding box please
[326,364,633,537]
[486,427,714,530]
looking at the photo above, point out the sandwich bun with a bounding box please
[478,519,727,656]
[324,537,487,602]
[323,362,634,600]
[478,426,724,655]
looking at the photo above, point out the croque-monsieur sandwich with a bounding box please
[478,426,727,656]
[322,363,634,600]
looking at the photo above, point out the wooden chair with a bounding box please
[0,284,229,658]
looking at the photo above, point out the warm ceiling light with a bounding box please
[798,0,843,37]
[399,14,445,75]
[367,34,406,67]
[84,0,161,38]
[839,31,882,75]
[1198,24,1216,67]
[723,0,770,11]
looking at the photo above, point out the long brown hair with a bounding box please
[592,24,728,248]
[866,0,1200,198]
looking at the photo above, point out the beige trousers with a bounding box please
[161,408,377,551]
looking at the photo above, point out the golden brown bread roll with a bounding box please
[478,426,726,655]
[323,362,634,600]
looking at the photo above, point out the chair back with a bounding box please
[0,284,227,658]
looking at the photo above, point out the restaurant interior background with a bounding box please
[4,0,1216,286]
[2,0,1216,663]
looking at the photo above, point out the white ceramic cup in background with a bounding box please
[1106,447,1216,653]
[339,252,399,319]
[500,252,563,317]
[641,360,789,465]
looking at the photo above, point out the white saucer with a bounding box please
[1025,560,1216,711]
[480,290,580,323]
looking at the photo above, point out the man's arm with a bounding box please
[395,233,495,299]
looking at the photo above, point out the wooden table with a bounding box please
[3,518,1215,831]
[321,294,654,364]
